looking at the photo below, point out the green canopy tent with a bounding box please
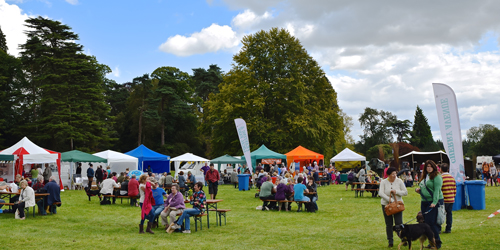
[61,150,107,189]
[0,154,14,161]
[210,154,246,172]
[241,145,287,171]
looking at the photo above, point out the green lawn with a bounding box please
[1,183,499,249]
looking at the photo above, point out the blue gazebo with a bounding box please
[125,144,170,173]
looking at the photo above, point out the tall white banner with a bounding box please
[433,83,465,182]
[234,118,253,174]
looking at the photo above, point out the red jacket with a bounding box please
[141,182,155,220]
[205,169,220,183]
[128,178,139,197]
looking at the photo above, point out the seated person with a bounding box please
[13,180,35,220]
[161,184,185,231]
[32,176,45,192]
[151,179,167,226]
[293,177,310,212]
[37,176,62,215]
[186,171,196,193]
[100,174,120,204]
[167,182,206,234]
[259,176,277,211]
[275,179,289,211]
[285,178,295,211]
[306,176,318,212]
[120,176,130,196]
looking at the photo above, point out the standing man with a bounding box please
[43,164,51,184]
[230,168,238,188]
[86,164,94,188]
[440,163,456,234]
[205,163,220,199]
[201,163,210,186]
[95,165,104,186]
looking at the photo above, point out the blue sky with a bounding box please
[2,0,500,145]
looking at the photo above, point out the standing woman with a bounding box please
[415,160,443,249]
[379,167,408,248]
[138,174,155,234]
[13,180,35,220]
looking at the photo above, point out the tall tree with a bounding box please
[464,124,497,157]
[391,119,412,143]
[192,64,222,103]
[357,108,396,154]
[0,49,24,147]
[474,127,500,156]
[126,74,153,146]
[203,28,344,159]
[410,105,438,151]
[0,25,7,53]
[150,66,197,150]
[17,16,113,151]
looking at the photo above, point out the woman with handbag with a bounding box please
[380,167,408,247]
[415,160,443,249]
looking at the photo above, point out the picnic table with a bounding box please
[352,182,379,198]
[0,192,50,217]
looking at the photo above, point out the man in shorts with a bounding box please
[205,163,220,199]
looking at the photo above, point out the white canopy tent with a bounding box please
[79,150,139,176]
[170,153,210,178]
[330,148,366,162]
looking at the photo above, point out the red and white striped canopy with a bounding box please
[0,137,58,164]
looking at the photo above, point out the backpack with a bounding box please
[102,169,108,179]
[347,172,354,181]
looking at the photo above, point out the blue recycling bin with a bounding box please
[452,182,464,211]
[465,180,486,210]
[237,174,250,191]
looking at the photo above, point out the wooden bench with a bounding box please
[194,213,207,231]
[116,195,139,204]
[208,209,231,226]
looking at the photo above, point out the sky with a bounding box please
[1,0,500,144]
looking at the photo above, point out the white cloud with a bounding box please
[0,0,30,56]
[112,66,120,77]
[65,0,79,5]
[159,23,240,57]
[231,9,271,30]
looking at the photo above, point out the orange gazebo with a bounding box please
[285,146,324,172]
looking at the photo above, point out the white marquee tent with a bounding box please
[170,153,209,178]
[79,150,139,177]
[330,148,366,162]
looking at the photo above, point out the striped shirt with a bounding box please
[441,173,456,203]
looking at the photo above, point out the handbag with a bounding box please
[384,192,405,216]
[422,179,446,225]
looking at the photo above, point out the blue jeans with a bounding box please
[421,199,444,248]
[176,208,201,230]
[295,197,310,202]
[139,203,154,225]
[153,205,163,218]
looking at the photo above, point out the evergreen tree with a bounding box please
[203,28,345,159]
[410,105,438,151]
[17,16,113,151]
[0,49,23,147]
[0,25,7,53]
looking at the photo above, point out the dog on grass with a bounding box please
[393,223,437,250]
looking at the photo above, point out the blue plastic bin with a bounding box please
[237,174,250,191]
[452,182,464,211]
[465,180,486,210]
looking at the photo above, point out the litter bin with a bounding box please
[452,182,464,211]
[340,173,348,183]
[465,180,486,210]
[237,174,250,191]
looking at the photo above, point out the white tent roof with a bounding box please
[330,148,366,162]
[94,150,138,162]
[0,137,58,164]
[399,150,446,159]
[170,153,209,162]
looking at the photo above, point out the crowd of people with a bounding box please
[0,169,62,220]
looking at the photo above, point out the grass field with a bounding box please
[1,183,499,249]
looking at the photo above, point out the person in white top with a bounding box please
[13,180,35,220]
[379,167,408,248]
[100,175,120,204]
